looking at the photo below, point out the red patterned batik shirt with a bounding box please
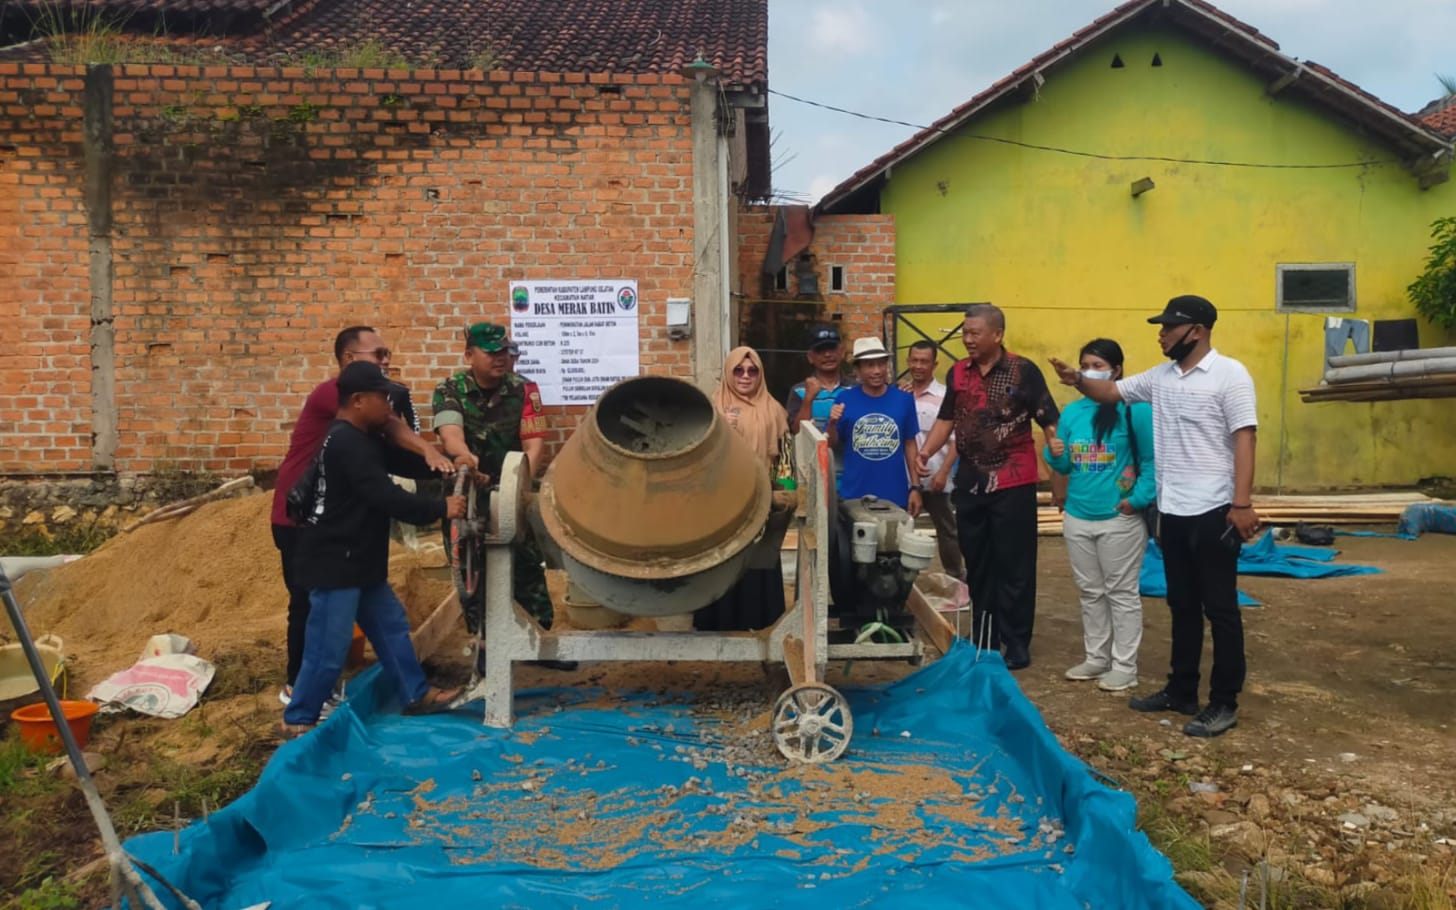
[937,350,1060,495]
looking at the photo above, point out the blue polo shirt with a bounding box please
[835,385,919,507]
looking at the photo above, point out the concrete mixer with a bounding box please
[448,375,957,763]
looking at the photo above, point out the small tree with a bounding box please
[1409,217,1456,330]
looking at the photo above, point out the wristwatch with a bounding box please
[911,484,924,492]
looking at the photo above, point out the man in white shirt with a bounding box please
[900,341,964,580]
[1050,295,1259,738]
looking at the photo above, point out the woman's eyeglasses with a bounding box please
[732,365,760,377]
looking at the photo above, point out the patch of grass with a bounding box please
[0,738,61,798]
[297,39,412,70]
[3,521,115,557]
[468,47,498,71]
[286,102,319,123]
[10,873,81,909]
[147,462,221,503]
[1138,800,1215,873]
[205,649,277,700]
[1399,857,1456,910]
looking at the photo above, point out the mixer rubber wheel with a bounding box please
[771,682,853,763]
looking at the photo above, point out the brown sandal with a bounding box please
[273,721,316,741]
[403,685,462,716]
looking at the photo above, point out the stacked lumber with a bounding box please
[787,493,1432,540]
[1036,492,1432,537]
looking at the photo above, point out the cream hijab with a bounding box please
[715,346,788,466]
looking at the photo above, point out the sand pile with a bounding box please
[8,491,455,688]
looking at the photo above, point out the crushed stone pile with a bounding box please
[9,491,454,687]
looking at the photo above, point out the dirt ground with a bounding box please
[4,529,1456,908]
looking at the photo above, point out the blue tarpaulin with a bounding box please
[1139,533,1381,607]
[124,642,1197,909]
[1397,502,1456,539]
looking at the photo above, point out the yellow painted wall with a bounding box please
[881,23,1456,490]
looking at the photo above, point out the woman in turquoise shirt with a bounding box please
[1044,338,1155,692]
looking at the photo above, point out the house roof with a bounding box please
[1419,96,1456,137]
[0,0,768,88]
[816,0,1454,213]
[252,0,766,88]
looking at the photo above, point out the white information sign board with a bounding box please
[508,280,641,406]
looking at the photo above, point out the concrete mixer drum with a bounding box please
[538,376,771,617]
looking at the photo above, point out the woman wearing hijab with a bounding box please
[695,346,792,632]
[1044,338,1156,693]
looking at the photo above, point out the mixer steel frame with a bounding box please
[462,425,955,762]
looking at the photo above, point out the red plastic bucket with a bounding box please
[10,700,100,754]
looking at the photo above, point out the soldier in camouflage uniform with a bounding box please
[432,322,554,634]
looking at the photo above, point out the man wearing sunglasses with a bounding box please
[270,325,454,712]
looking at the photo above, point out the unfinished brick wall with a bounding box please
[0,62,696,477]
[0,69,92,474]
[736,206,897,343]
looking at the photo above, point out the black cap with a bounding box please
[807,324,841,350]
[337,361,395,403]
[1148,294,1217,327]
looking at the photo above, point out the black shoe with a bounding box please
[1128,687,1198,715]
[1003,645,1031,671]
[1183,703,1238,737]
[527,659,579,672]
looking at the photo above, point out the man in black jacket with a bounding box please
[279,362,466,737]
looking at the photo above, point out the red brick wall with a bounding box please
[735,205,896,341]
[0,69,92,473]
[0,63,696,476]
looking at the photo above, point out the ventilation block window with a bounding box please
[1276,263,1355,312]
[830,265,846,292]
[774,266,789,292]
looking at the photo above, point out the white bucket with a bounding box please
[0,634,65,710]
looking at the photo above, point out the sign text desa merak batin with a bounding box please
[508,280,641,406]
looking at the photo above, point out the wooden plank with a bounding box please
[905,586,958,655]
[409,590,462,662]
[782,635,807,687]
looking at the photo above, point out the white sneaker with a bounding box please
[279,685,344,719]
[1064,661,1110,681]
[1098,670,1139,692]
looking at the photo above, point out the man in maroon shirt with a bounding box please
[271,326,453,706]
[918,305,1059,670]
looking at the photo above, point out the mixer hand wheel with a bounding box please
[771,683,853,763]
[448,467,483,605]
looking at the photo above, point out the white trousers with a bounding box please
[1063,512,1147,675]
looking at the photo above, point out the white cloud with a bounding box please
[808,174,841,203]
[808,3,875,55]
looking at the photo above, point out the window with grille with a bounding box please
[1276,263,1355,312]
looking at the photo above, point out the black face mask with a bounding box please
[1165,325,1199,361]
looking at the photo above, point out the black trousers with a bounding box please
[271,523,312,687]
[1159,506,1245,709]
[955,483,1039,653]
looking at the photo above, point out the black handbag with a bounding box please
[285,430,335,524]
[1123,405,1160,538]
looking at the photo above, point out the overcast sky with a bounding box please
[766,0,1456,203]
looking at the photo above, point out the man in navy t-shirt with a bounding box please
[827,337,922,514]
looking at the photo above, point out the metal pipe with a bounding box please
[1323,357,1456,384]
[0,566,193,910]
[1327,346,1456,368]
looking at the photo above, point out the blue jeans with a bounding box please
[283,581,429,725]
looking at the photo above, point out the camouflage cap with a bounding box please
[465,322,508,352]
